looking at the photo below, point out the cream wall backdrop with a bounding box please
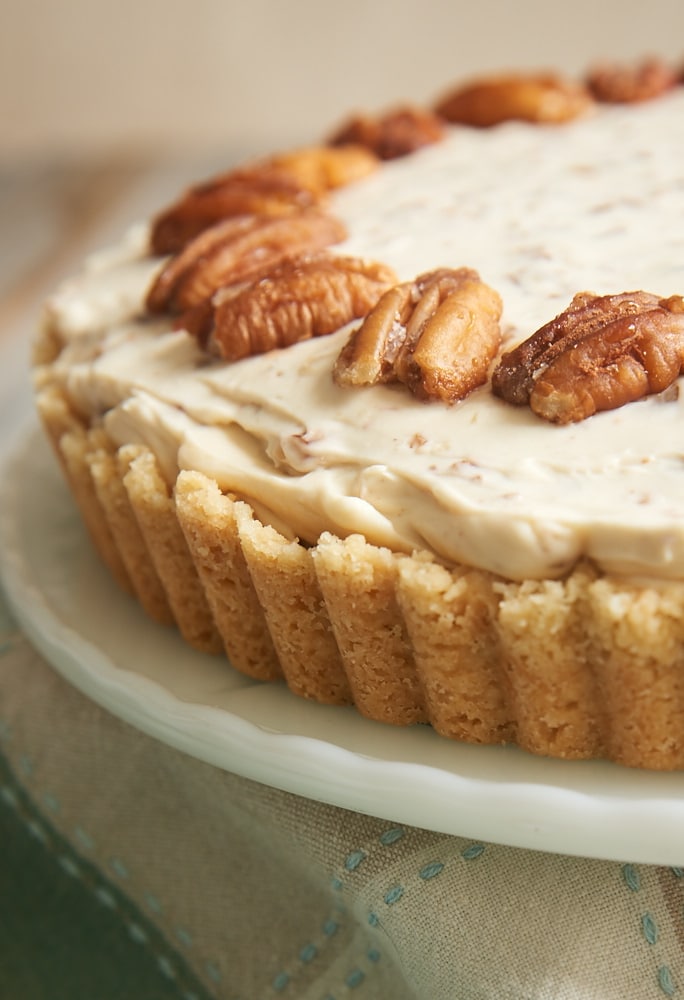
[0,0,684,158]
[1,0,683,159]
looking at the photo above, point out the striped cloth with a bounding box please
[1,587,682,1000]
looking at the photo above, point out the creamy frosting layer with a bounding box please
[40,90,684,581]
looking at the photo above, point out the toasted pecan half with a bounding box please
[181,253,397,361]
[587,57,678,103]
[150,170,318,256]
[493,290,684,423]
[329,105,445,159]
[146,209,347,315]
[333,267,503,402]
[150,145,377,256]
[434,72,593,127]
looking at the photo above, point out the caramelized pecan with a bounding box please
[187,253,397,361]
[492,291,684,423]
[328,105,445,159]
[150,145,377,256]
[434,72,593,127]
[267,144,379,193]
[146,209,347,314]
[150,171,317,256]
[333,267,503,403]
[587,57,678,103]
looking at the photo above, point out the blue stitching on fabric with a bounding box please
[0,750,217,1000]
[642,912,658,946]
[383,885,404,906]
[272,971,290,992]
[157,956,177,980]
[94,886,117,909]
[74,826,95,851]
[0,784,18,808]
[128,922,149,945]
[145,891,164,914]
[622,863,641,892]
[110,857,130,879]
[175,928,193,949]
[299,943,317,963]
[42,792,60,814]
[59,855,83,879]
[345,968,365,989]
[344,849,367,872]
[419,861,444,881]
[658,965,676,996]
[461,843,486,860]
[264,907,350,997]
[27,818,48,844]
[204,961,222,984]
[19,753,32,776]
[619,862,678,996]
[379,826,404,846]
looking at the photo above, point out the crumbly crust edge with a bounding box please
[35,385,684,770]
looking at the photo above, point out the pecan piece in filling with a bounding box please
[183,253,397,361]
[333,267,503,403]
[492,290,684,423]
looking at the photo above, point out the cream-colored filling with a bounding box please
[39,91,684,581]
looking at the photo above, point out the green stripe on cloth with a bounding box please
[0,749,217,1000]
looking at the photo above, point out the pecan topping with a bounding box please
[267,144,379,193]
[149,145,377,256]
[434,72,593,127]
[333,267,503,403]
[146,209,347,314]
[492,291,684,424]
[184,253,397,361]
[587,57,678,103]
[328,105,445,159]
[150,171,318,256]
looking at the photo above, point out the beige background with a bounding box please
[2,0,684,163]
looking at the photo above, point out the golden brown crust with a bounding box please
[38,412,684,769]
[174,472,283,681]
[120,446,224,654]
[313,533,428,725]
[90,445,174,625]
[234,505,352,704]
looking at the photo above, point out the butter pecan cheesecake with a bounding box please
[33,59,684,769]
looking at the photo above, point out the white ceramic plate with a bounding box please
[2,425,684,865]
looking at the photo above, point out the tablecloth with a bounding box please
[2,584,684,1000]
